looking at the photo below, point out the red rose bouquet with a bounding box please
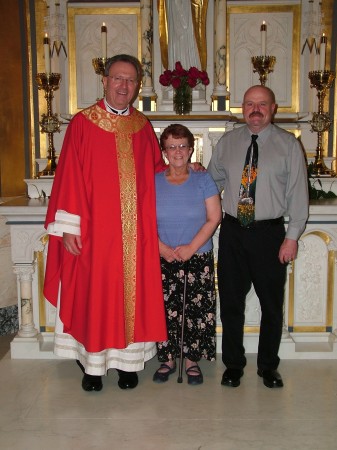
[159,61,210,89]
[159,62,209,114]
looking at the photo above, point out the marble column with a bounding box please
[208,123,234,151]
[282,262,293,340]
[14,264,38,338]
[213,0,230,110]
[139,0,156,111]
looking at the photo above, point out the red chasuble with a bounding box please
[44,102,167,352]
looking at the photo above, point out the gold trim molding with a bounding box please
[68,6,141,114]
[227,4,301,114]
[288,231,334,333]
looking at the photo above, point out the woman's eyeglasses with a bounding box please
[164,144,190,151]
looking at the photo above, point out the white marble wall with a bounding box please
[228,9,295,108]
[0,207,18,334]
[2,198,337,359]
[0,212,17,310]
[71,12,139,111]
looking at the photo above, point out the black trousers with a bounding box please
[217,215,286,371]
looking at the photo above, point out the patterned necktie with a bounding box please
[237,134,258,226]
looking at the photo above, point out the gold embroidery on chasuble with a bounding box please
[81,105,148,346]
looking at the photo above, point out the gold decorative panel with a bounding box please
[227,4,300,114]
[288,231,334,333]
[67,6,141,114]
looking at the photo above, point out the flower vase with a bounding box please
[173,84,192,115]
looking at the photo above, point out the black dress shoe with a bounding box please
[82,373,103,391]
[76,360,103,391]
[257,369,284,388]
[76,359,85,373]
[117,370,138,389]
[221,368,244,387]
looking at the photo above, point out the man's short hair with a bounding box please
[243,85,276,104]
[104,54,142,81]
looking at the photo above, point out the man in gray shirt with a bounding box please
[208,85,309,388]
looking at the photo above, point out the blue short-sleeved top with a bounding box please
[155,169,219,253]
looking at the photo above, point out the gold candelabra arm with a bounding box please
[36,72,62,91]
[308,70,336,177]
[251,56,276,86]
[92,57,108,76]
[92,58,109,100]
[308,70,336,92]
[35,73,63,177]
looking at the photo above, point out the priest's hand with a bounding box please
[63,232,82,256]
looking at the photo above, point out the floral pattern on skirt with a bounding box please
[157,251,216,363]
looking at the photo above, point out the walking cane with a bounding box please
[177,262,188,383]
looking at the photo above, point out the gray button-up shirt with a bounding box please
[207,123,309,241]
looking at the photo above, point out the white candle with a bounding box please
[43,33,51,74]
[101,22,107,59]
[319,34,327,71]
[261,21,267,56]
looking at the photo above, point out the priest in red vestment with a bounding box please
[44,54,167,392]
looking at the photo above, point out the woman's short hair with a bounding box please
[160,124,195,150]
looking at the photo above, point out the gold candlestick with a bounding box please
[35,73,62,177]
[92,57,107,76]
[251,56,276,86]
[308,70,336,176]
[92,57,108,99]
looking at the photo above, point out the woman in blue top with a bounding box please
[154,124,222,385]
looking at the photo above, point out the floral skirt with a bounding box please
[157,251,216,363]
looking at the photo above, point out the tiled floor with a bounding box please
[0,334,337,450]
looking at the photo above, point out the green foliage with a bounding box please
[307,163,337,199]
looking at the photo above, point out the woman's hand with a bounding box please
[159,241,178,263]
[174,244,194,262]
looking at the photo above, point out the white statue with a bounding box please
[158,0,208,71]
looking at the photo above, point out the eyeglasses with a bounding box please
[164,144,190,151]
[107,76,138,86]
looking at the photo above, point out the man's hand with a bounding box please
[279,238,298,264]
[63,232,82,256]
[188,162,206,172]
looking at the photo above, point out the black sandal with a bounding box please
[186,365,203,385]
[153,363,176,383]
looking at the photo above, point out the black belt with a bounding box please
[223,213,284,229]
